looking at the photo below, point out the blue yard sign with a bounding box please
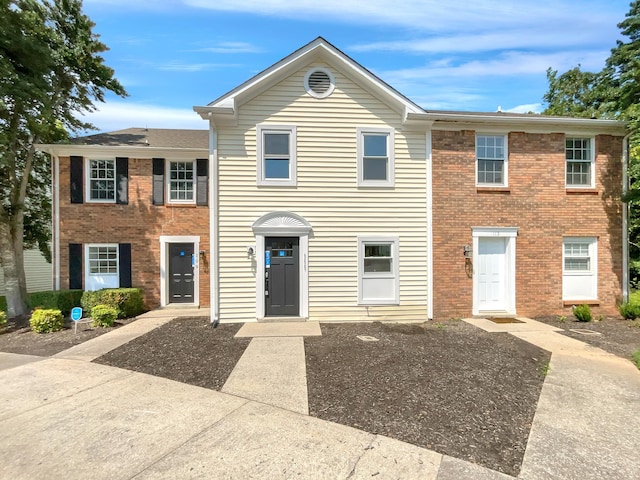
[71,307,83,322]
[265,250,271,268]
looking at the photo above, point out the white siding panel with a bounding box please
[0,249,53,296]
[218,62,428,322]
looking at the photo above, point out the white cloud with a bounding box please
[78,102,206,132]
[504,103,544,114]
[196,41,263,54]
[380,50,609,83]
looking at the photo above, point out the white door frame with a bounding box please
[472,227,518,315]
[159,235,200,307]
[252,212,311,319]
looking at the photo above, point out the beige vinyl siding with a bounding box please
[218,62,428,322]
[0,248,52,296]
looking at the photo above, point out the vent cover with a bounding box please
[304,68,335,98]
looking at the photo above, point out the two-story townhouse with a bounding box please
[40,129,211,309]
[40,37,628,322]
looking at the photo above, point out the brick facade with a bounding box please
[58,156,210,309]
[431,130,623,319]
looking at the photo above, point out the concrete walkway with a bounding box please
[0,312,638,479]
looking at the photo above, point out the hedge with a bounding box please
[29,309,64,333]
[28,290,84,316]
[81,288,145,319]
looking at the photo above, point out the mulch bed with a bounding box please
[94,317,250,391]
[0,315,136,357]
[534,315,640,360]
[305,321,550,477]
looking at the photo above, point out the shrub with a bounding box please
[573,304,592,322]
[29,309,64,333]
[618,302,640,320]
[632,350,640,370]
[28,290,83,316]
[81,288,144,319]
[0,296,6,312]
[0,311,6,327]
[91,304,118,328]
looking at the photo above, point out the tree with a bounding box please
[543,1,640,287]
[0,0,126,317]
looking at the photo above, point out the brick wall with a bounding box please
[432,131,623,319]
[58,157,210,309]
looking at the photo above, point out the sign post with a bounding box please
[71,307,83,334]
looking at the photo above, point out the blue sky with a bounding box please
[81,0,630,132]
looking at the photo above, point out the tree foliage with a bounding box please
[543,1,640,286]
[0,0,126,317]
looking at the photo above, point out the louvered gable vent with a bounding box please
[304,68,335,98]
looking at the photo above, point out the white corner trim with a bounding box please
[209,124,219,322]
[426,129,433,320]
[53,155,60,290]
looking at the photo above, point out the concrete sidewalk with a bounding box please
[0,312,638,479]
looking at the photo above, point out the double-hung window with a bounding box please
[566,137,594,188]
[85,244,119,290]
[562,237,597,300]
[87,159,116,202]
[476,134,507,186]
[257,125,297,186]
[358,236,399,305]
[357,127,394,187]
[168,160,195,203]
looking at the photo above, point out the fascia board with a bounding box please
[36,144,208,158]
[406,112,627,135]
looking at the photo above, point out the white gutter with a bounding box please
[209,121,220,325]
[622,133,632,303]
[426,129,434,320]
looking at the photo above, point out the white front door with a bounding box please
[477,237,508,312]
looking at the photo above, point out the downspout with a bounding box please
[622,133,632,303]
[426,129,434,320]
[209,119,220,326]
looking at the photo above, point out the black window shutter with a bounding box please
[70,156,84,204]
[196,158,208,206]
[69,243,83,289]
[152,158,165,205]
[118,243,132,288]
[116,157,129,205]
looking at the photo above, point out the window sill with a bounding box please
[165,203,197,208]
[563,300,600,306]
[566,189,599,195]
[476,186,511,193]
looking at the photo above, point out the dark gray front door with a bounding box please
[265,237,299,316]
[169,243,194,303]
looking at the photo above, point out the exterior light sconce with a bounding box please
[463,245,472,258]
[246,245,255,256]
[199,250,209,274]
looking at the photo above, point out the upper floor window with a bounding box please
[87,159,115,202]
[357,127,395,187]
[476,134,507,186]
[168,160,195,202]
[257,125,297,186]
[566,137,594,188]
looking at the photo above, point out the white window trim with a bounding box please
[562,237,598,300]
[84,244,119,291]
[357,127,395,187]
[565,137,595,189]
[358,236,400,305]
[475,133,508,187]
[85,158,116,203]
[256,124,297,186]
[166,159,196,204]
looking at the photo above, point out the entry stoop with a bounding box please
[258,316,308,323]
[235,321,321,338]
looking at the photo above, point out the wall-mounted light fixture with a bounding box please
[463,245,472,258]
[246,245,255,256]
[199,250,209,274]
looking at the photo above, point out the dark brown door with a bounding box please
[169,243,194,303]
[265,237,299,316]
